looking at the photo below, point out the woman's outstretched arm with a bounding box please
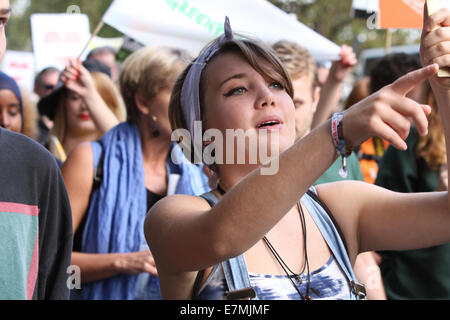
[146,62,438,275]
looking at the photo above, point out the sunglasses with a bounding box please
[42,84,55,90]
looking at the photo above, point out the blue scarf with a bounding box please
[81,121,209,300]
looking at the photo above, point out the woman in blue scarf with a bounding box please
[61,46,210,300]
[0,71,39,140]
[0,72,23,133]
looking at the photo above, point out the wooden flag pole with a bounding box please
[78,19,105,59]
[385,28,392,54]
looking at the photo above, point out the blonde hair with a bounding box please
[91,72,126,122]
[417,90,446,170]
[120,46,191,121]
[20,87,39,140]
[272,40,318,91]
[51,72,126,143]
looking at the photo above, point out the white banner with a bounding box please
[31,13,91,72]
[103,0,341,61]
[1,50,35,91]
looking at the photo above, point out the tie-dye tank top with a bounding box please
[195,254,352,300]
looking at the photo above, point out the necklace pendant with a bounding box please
[305,295,312,300]
[339,157,348,178]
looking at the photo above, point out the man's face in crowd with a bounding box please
[291,75,320,140]
[90,52,119,84]
[34,70,59,99]
[0,0,10,62]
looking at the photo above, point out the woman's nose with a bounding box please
[256,87,276,109]
[0,110,8,128]
[80,100,88,111]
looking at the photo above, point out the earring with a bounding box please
[151,115,160,138]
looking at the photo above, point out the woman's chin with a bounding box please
[70,122,97,136]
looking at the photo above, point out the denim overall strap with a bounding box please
[199,192,257,300]
[303,187,366,300]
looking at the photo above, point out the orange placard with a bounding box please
[379,0,426,29]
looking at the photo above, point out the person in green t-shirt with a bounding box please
[376,85,449,299]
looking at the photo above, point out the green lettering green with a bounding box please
[187,7,199,20]
[166,0,223,37]
[166,0,179,11]
[178,0,189,15]
[196,13,207,25]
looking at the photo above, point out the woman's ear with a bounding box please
[135,92,150,115]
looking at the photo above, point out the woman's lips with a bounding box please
[79,113,91,121]
[256,116,284,131]
[257,123,283,131]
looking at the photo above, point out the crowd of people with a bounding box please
[2,0,450,300]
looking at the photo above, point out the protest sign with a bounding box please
[31,13,91,72]
[1,50,35,91]
[378,0,425,29]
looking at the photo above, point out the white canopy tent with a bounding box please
[102,0,341,62]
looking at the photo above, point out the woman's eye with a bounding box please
[270,82,284,90]
[294,101,304,109]
[224,87,247,97]
[8,108,19,117]
[0,18,8,28]
[69,94,80,101]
